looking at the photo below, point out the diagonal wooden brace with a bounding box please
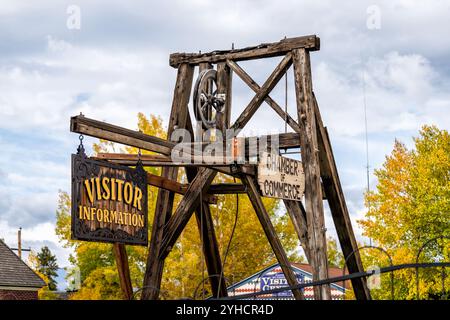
[242,175,305,300]
[283,200,311,263]
[159,167,218,260]
[231,53,293,132]
[226,59,300,133]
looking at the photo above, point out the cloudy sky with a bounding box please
[1,0,449,277]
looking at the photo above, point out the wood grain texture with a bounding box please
[113,243,133,300]
[142,63,194,300]
[216,62,232,129]
[283,200,311,262]
[292,48,331,300]
[242,175,304,300]
[170,35,319,67]
[190,63,228,298]
[226,59,301,133]
[231,53,293,131]
[159,167,218,260]
[71,115,174,156]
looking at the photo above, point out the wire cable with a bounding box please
[216,177,240,298]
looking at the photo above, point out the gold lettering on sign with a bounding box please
[77,205,145,227]
[81,177,144,210]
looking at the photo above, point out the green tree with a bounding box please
[36,246,59,291]
[56,113,303,299]
[27,251,59,299]
[359,125,450,299]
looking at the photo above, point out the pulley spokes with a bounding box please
[193,69,225,130]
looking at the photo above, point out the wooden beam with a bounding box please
[231,53,292,131]
[142,63,194,300]
[189,62,228,298]
[208,183,246,194]
[176,132,302,153]
[216,62,233,129]
[194,201,228,298]
[71,115,174,156]
[226,59,301,133]
[242,175,304,300]
[283,200,311,263]
[292,48,331,300]
[94,155,255,177]
[169,35,320,68]
[113,243,133,300]
[312,93,371,300]
[159,167,218,260]
[186,169,228,297]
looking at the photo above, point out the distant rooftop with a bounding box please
[0,239,46,289]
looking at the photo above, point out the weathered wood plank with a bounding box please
[216,62,232,129]
[159,167,218,260]
[208,183,246,194]
[142,63,194,300]
[242,175,304,300]
[283,200,311,263]
[292,48,331,300]
[186,169,228,297]
[78,124,300,161]
[194,201,228,298]
[170,35,319,68]
[226,59,301,133]
[189,63,228,298]
[113,243,133,300]
[71,115,174,156]
[312,93,371,300]
[231,53,292,131]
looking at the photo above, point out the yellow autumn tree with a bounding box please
[56,112,302,299]
[359,125,450,300]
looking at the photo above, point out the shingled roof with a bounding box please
[0,240,46,288]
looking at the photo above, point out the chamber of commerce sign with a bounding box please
[71,151,148,245]
[257,152,305,201]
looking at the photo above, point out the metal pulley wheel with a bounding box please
[193,69,225,130]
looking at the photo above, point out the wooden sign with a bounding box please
[71,152,148,245]
[257,152,305,201]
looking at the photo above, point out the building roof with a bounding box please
[0,240,46,289]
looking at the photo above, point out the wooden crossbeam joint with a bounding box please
[170,35,320,67]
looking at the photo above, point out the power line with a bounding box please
[361,53,372,247]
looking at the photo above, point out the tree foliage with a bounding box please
[27,250,59,299]
[359,125,450,299]
[56,113,302,299]
[35,246,59,291]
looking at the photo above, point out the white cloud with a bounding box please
[1,0,450,264]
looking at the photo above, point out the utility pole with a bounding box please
[18,227,22,259]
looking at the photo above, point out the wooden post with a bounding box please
[113,243,133,300]
[283,200,311,263]
[242,175,304,300]
[292,48,331,300]
[186,62,228,298]
[141,63,194,300]
[216,62,232,129]
[17,227,22,259]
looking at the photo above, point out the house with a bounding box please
[226,262,347,300]
[0,240,46,300]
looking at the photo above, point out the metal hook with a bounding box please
[77,134,85,155]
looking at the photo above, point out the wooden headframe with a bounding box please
[70,35,370,300]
